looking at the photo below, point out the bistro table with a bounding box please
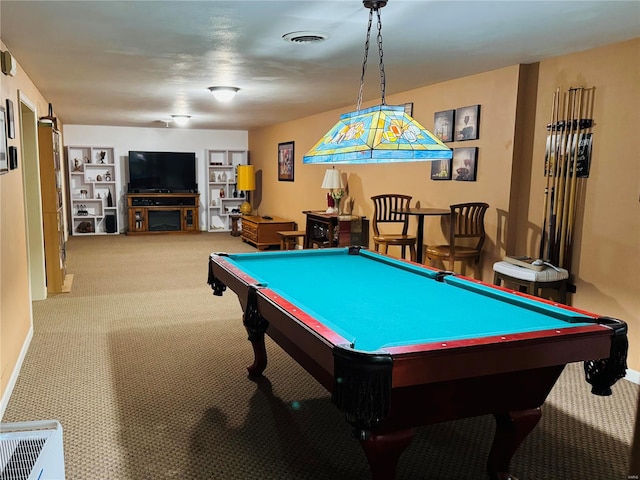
[392,207,450,264]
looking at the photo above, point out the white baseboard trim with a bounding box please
[625,368,640,385]
[0,325,33,420]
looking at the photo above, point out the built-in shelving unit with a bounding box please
[66,146,120,235]
[206,149,248,232]
[38,124,70,294]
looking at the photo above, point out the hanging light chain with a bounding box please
[356,8,374,111]
[356,3,387,111]
[376,8,386,106]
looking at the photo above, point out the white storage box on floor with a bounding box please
[0,420,65,480]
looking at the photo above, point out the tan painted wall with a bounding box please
[524,38,640,370]
[0,40,51,399]
[249,65,522,280]
[249,40,639,373]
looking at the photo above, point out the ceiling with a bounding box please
[1,1,639,131]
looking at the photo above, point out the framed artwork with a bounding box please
[452,147,478,181]
[433,109,455,142]
[6,98,15,139]
[403,103,413,116]
[455,105,480,141]
[430,158,452,180]
[0,106,8,175]
[278,141,295,181]
[9,146,18,170]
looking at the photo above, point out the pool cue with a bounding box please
[558,87,581,267]
[565,88,593,270]
[558,88,578,263]
[556,87,577,265]
[540,88,559,260]
[549,88,563,261]
[548,88,569,264]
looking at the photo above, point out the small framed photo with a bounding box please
[0,106,8,175]
[430,159,452,180]
[9,146,18,170]
[433,109,455,142]
[452,147,478,181]
[278,141,295,181]
[6,99,15,139]
[455,105,480,141]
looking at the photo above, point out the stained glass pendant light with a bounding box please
[303,1,451,164]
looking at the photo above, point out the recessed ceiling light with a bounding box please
[208,86,240,102]
[171,115,191,126]
[282,31,330,44]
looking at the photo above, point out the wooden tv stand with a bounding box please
[126,193,200,235]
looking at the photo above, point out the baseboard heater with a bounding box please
[0,420,65,480]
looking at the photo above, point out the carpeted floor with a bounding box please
[2,233,638,479]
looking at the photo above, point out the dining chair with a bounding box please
[371,194,417,261]
[424,202,489,273]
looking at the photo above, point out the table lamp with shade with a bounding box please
[321,168,344,214]
[237,165,256,215]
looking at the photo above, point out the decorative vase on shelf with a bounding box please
[107,189,113,207]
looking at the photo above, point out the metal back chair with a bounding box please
[371,194,417,261]
[425,202,489,273]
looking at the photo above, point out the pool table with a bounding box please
[208,247,627,480]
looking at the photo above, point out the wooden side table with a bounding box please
[303,210,369,249]
[229,214,242,237]
[240,215,295,250]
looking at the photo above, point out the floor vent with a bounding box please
[0,421,64,480]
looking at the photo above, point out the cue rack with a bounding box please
[540,86,595,272]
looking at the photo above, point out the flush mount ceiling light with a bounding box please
[208,86,240,102]
[282,31,330,44]
[171,115,191,126]
[303,1,452,164]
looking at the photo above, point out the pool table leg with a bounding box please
[487,408,541,480]
[359,428,414,480]
[243,287,269,377]
[246,335,267,377]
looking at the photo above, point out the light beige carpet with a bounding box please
[2,233,638,479]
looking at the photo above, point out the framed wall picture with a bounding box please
[9,146,18,170]
[430,158,452,180]
[278,141,295,181]
[433,109,454,142]
[0,106,8,175]
[455,105,480,141]
[6,98,15,139]
[452,147,478,181]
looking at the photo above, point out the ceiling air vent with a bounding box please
[282,31,330,44]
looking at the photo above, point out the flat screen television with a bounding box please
[128,151,197,193]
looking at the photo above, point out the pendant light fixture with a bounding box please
[303,1,452,164]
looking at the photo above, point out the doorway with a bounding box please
[19,92,47,300]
